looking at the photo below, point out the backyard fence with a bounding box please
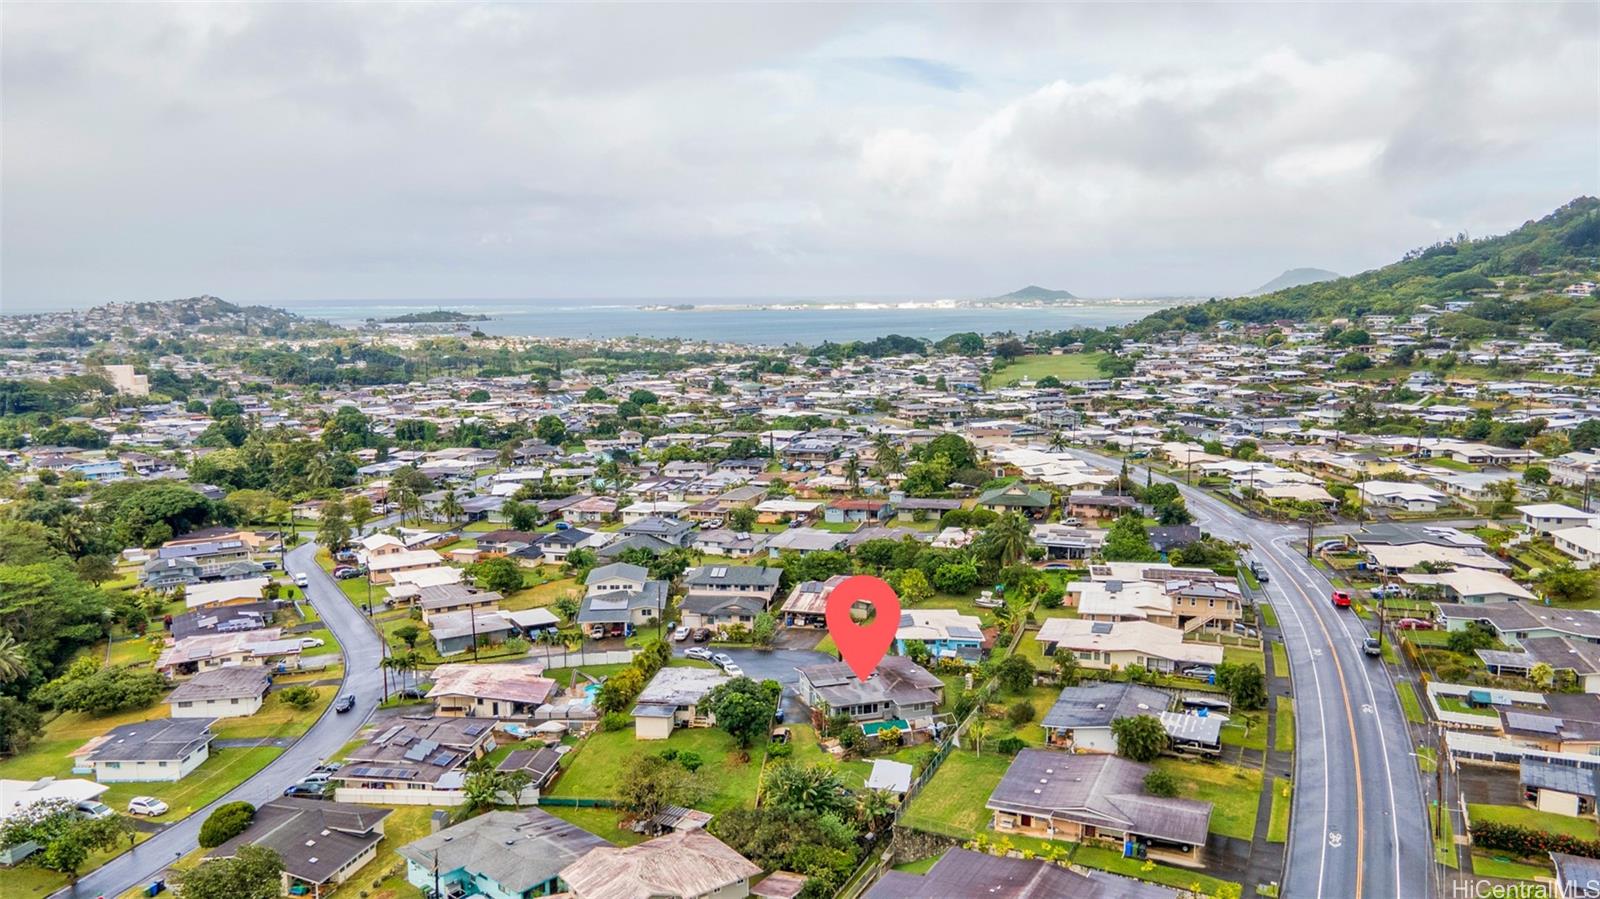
[537,797,617,808]
[524,647,638,670]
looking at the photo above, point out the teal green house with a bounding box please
[399,809,610,899]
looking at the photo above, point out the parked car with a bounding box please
[1395,618,1435,630]
[282,783,327,799]
[1370,584,1407,598]
[1315,539,1348,554]
[333,566,360,579]
[298,637,325,649]
[554,521,572,530]
[127,797,169,817]
[1181,666,1216,681]
[1331,590,1352,609]
[76,800,115,820]
[684,647,714,661]
[673,626,691,642]
[1062,516,1082,527]
[299,771,332,785]
[712,653,735,668]
[692,628,712,643]
[397,686,428,700]
[723,663,744,677]
[701,519,724,530]
[261,560,279,571]
[1363,636,1382,657]
[316,761,344,773]
[334,693,356,713]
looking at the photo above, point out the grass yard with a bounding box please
[1471,851,1551,882]
[1275,696,1296,753]
[1435,804,1457,868]
[1437,695,1499,718]
[1268,778,1292,843]
[212,687,335,740]
[1258,603,1278,629]
[107,635,157,668]
[891,853,944,874]
[539,804,649,846]
[549,727,765,814]
[1220,712,1268,752]
[1270,642,1290,679]
[1397,681,1426,725]
[326,805,435,899]
[1068,842,1238,897]
[1151,758,1261,841]
[992,353,1109,387]
[1468,803,1600,840]
[502,575,580,612]
[899,748,1012,838]
[1222,645,1265,671]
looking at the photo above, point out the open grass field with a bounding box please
[1151,758,1262,840]
[1468,803,1600,840]
[898,748,1012,838]
[992,353,1109,386]
[548,726,766,814]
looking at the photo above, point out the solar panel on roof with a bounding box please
[462,723,489,736]
[374,725,404,745]
[1090,622,1114,634]
[403,739,439,762]
[1506,712,1562,734]
[431,752,458,767]
[948,626,983,640]
[391,734,415,747]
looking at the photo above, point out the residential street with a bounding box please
[1065,448,1434,899]
[56,542,385,899]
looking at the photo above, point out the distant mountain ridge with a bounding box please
[991,285,1076,301]
[1249,268,1341,295]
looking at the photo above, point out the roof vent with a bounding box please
[1137,703,1150,710]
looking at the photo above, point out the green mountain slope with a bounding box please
[992,285,1077,301]
[1129,197,1600,339]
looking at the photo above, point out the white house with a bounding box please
[164,666,271,719]
[1518,503,1600,536]
[78,718,214,783]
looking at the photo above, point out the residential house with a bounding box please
[631,667,733,739]
[1034,619,1224,675]
[1356,481,1451,513]
[400,809,611,899]
[156,629,303,677]
[678,565,783,634]
[559,828,761,899]
[986,750,1212,867]
[864,846,1177,899]
[414,584,502,624]
[1040,682,1171,753]
[779,575,850,628]
[1030,523,1107,561]
[426,663,558,719]
[1399,569,1536,604]
[620,516,696,548]
[976,484,1054,519]
[560,496,618,525]
[1435,603,1600,649]
[1553,526,1600,565]
[578,563,669,635]
[795,657,943,730]
[333,716,497,806]
[367,549,446,585]
[207,799,392,899]
[141,557,204,591]
[691,529,770,558]
[825,498,892,524]
[168,601,278,641]
[429,609,518,656]
[894,608,986,660]
[183,577,271,611]
[763,528,849,556]
[1521,759,1596,818]
[1065,493,1141,521]
[1518,503,1600,536]
[79,718,214,783]
[164,666,271,719]
[752,499,822,525]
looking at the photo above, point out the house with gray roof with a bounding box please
[865,846,1177,899]
[400,808,610,899]
[164,665,271,719]
[987,749,1213,867]
[620,515,696,547]
[795,656,943,729]
[1521,758,1597,818]
[1041,683,1171,753]
[631,667,733,740]
[579,564,668,634]
[208,798,392,896]
[80,717,215,783]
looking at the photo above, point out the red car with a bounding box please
[1331,590,1352,608]
[1395,617,1434,630]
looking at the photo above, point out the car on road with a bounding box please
[684,647,713,661]
[282,783,327,799]
[1363,636,1382,657]
[127,797,169,817]
[692,628,712,643]
[298,637,325,649]
[334,693,356,713]
[673,626,691,642]
[1331,589,1352,608]
[293,572,309,588]
[1180,666,1216,681]
[712,653,735,668]
[76,800,115,820]
[723,663,744,677]
[1395,617,1434,630]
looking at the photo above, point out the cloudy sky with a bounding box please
[3,2,1597,311]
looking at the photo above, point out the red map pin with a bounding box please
[825,574,902,680]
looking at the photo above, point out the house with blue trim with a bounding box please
[895,608,987,660]
[399,808,609,899]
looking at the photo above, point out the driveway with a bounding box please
[675,646,834,721]
[58,540,386,899]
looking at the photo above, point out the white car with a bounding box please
[712,653,735,668]
[672,626,691,642]
[75,800,114,820]
[684,647,714,661]
[722,663,744,677]
[293,573,309,588]
[299,637,325,649]
[127,796,169,817]
[299,771,332,785]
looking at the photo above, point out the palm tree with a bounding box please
[872,433,903,476]
[0,631,29,683]
[845,454,861,496]
[983,513,1032,568]
[968,719,989,757]
[439,491,464,526]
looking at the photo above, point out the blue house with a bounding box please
[894,608,987,661]
[399,808,610,899]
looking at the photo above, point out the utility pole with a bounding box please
[1305,514,1315,559]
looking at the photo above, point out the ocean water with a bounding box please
[273,296,1186,345]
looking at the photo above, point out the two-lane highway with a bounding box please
[1065,448,1433,898]
[59,542,384,899]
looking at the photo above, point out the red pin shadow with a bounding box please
[824,574,902,680]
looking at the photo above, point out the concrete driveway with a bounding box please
[674,646,835,721]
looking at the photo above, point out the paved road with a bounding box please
[1063,449,1433,899]
[59,542,385,899]
[674,646,836,720]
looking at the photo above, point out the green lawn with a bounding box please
[1468,803,1600,840]
[992,353,1109,386]
[105,746,284,821]
[1275,696,1296,753]
[1397,681,1426,724]
[1268,778,1292,842]
[1472,851,1551,882]
[1068,843,1238,897]
[538,804,649,847]
[1151,758,1261,841]
[891,853,944,874]
[1222,645,1265,671]
[108,636,157,668]
[1437,696,1499,718]
[213,687,336,740]
[1436,803,1457,868]
[899,748,1012,838]
[548,727,765,814]
[1219,712,1267,752]
[1270,642,1289,679]
[1258,603,1278,629]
